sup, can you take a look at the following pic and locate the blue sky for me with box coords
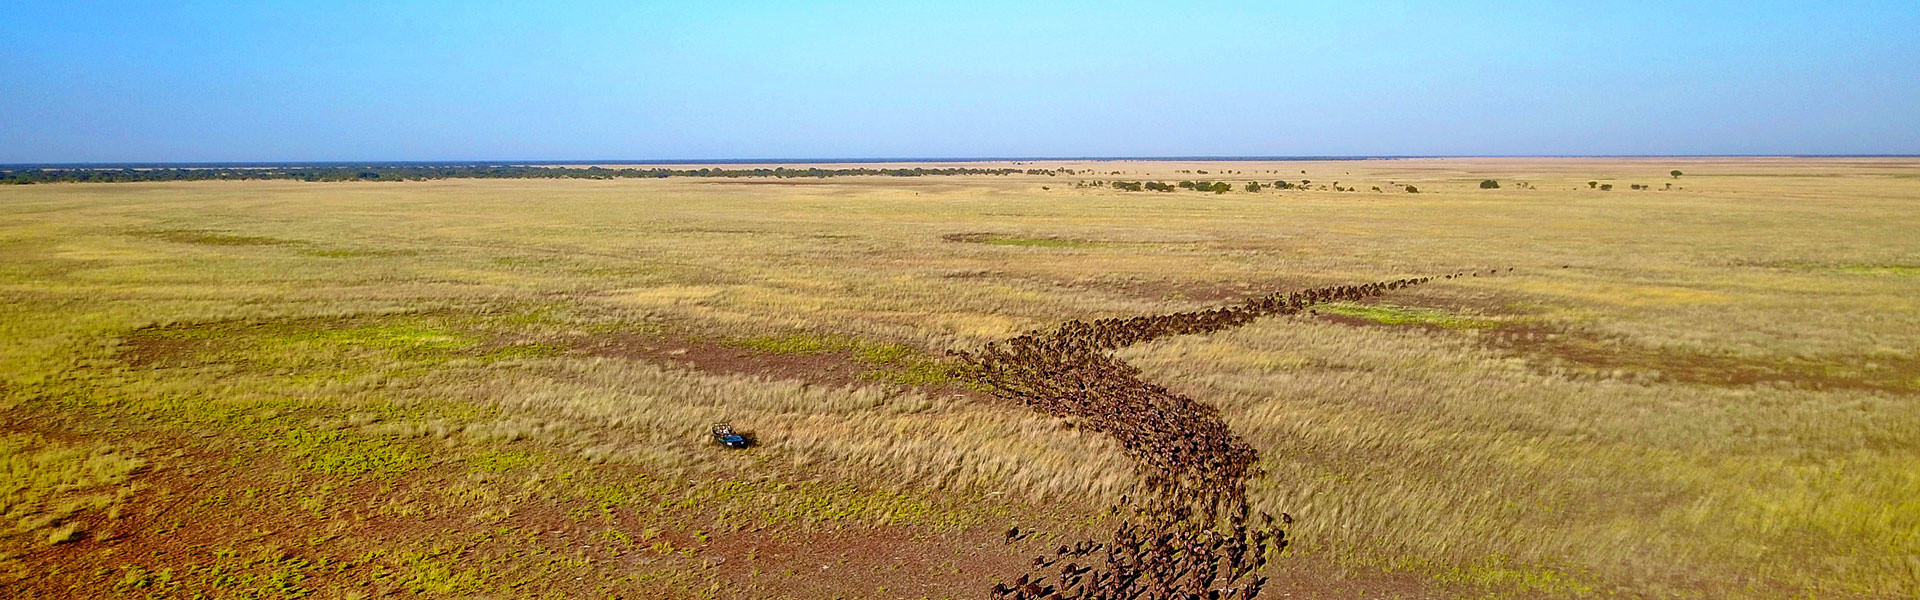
[4,1,1917,162]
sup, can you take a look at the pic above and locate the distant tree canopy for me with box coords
[1173,181,1234,193]
[1107,181,1179,192]
[1670,170,1684,178]
[1404,185,1419,193]
[1588,181,1599,189]
[1243,182,1263,192]
[1479,179,1500,189]
[0,164,1074,185]
[1599,183,1614,191]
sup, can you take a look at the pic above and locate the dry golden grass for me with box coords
[2,157,1917,598]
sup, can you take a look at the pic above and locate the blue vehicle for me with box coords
[711,422,751,449]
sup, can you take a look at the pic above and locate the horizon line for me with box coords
[5,154,1919,169]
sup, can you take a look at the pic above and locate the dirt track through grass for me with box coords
[964,271,1494,599]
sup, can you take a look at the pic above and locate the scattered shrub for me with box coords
[1479,179,1500,189]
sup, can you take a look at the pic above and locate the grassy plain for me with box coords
[2,157,1917,598]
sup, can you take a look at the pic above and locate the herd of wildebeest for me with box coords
[958,270,1501,599]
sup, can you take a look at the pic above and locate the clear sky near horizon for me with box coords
[4,1,1917,163]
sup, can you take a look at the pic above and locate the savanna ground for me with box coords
[2,157,1916,599]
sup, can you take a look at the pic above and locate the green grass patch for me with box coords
[864,357,963,387]
[1841,264,1920,276]
[278,429,426,478]
[1432,554,1599,597]
[476,342,566,362]
[1318,302,1499,329]
[943,232,1104,248]
[278,322,474,356]
[975,236,1099,248]
[725,332,913,361]
[465,450,538,474]
[725,332,847,355]
[128,317,482,376]
[297,247,415,258]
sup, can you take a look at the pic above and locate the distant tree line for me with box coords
[0,165,1078,185]
[1178,181,1235,193]
[1083,178,1427,194]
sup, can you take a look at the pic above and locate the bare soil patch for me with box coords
[573,331,989,403]
[1484,325,1920,393]
[1315,313,1920,394]
[578,333,875,389]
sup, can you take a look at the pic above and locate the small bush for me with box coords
[1405,185,1419,193]
[1479,180,1500,189]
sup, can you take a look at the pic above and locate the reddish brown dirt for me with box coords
[704,526,1038,599]
[577,333,875,389]
[1488,324,1920,393]
[574,332,990,401]
[114,333,202,368]
[113,314,402,369]
[1316,312,1919,394]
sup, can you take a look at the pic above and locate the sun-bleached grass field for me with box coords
[2,158,1916,598]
